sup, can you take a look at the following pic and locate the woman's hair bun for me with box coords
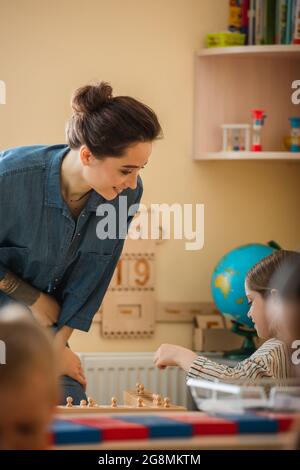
[71,81,113,115]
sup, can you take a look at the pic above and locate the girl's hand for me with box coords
[154,344,197,372]
[59,347,87,388]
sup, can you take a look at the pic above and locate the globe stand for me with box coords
[224,321,257,360]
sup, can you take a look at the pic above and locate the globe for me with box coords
[211,243,278,329]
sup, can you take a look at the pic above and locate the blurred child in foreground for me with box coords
[0,304,58,449]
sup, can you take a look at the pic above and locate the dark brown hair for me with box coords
[247,250,300,299]
[66,82,162,158]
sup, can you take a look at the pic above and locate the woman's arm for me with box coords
[53,325,73,349]
[53,325,86,388]
[0,272,87,385]
[0,271,60,326]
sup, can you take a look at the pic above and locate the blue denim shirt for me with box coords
[0,144,143,331]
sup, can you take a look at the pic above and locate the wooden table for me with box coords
[56,433,293,450]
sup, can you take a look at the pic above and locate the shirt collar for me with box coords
[45,145,70,209]
[45,144,108,212]
[85,190,106,212]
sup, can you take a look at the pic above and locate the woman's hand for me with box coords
[154,344,197,372]
[30,292,61,327]
[53,327,86,387]
[59,346,87,388]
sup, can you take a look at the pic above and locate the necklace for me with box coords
[69,189,92,203]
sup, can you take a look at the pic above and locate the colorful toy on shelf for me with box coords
[251,109,267,152]
[288,117,300,152]
[228,0,243,32]
[293,0,300,44]
[221,124,250,152]
[205,31,245,48]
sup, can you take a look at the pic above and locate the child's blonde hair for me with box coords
[0,304,57,398]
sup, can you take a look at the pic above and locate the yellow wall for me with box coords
[1,0,299,353]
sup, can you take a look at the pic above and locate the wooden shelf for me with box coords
[194,152,300,161]
[193,44,300,158]
[198,44,300,58]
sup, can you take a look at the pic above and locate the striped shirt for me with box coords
[187,338,291,383]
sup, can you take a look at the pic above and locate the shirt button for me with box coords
[77,233,81,236]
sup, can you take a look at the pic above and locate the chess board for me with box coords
[56,405,186,414]
[57,384,186,414]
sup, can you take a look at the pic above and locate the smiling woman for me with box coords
[61,140,152,213]
[0,81,162,405]
[64,83,160,205]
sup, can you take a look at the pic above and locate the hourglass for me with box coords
[251,109,267,152]
[221,124,250,152]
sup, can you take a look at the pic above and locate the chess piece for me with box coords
[163,397,170,408]
[156,394,162,406]
[66,396,73,407]
[137,397,144,407]
[135,382,145,395]
[80,399,87,407]
[87,397,95,408]
[111,397,118,408]
[152,394,158,406]
[153,394,162,407]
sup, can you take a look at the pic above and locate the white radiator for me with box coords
[78,352,188,407]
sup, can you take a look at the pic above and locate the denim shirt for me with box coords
[0,144,143,331]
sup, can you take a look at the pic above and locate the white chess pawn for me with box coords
[163,397,170,408]
[152,393,161,406]
[80,399,87,407]
[87,397,95,408]
[111,397,118,408]
[66,396,73,408]
[138,383,145,395]
[156,394,162,406]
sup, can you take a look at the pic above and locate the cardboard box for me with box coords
[194,313,225,330]
[193,327,243,352]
